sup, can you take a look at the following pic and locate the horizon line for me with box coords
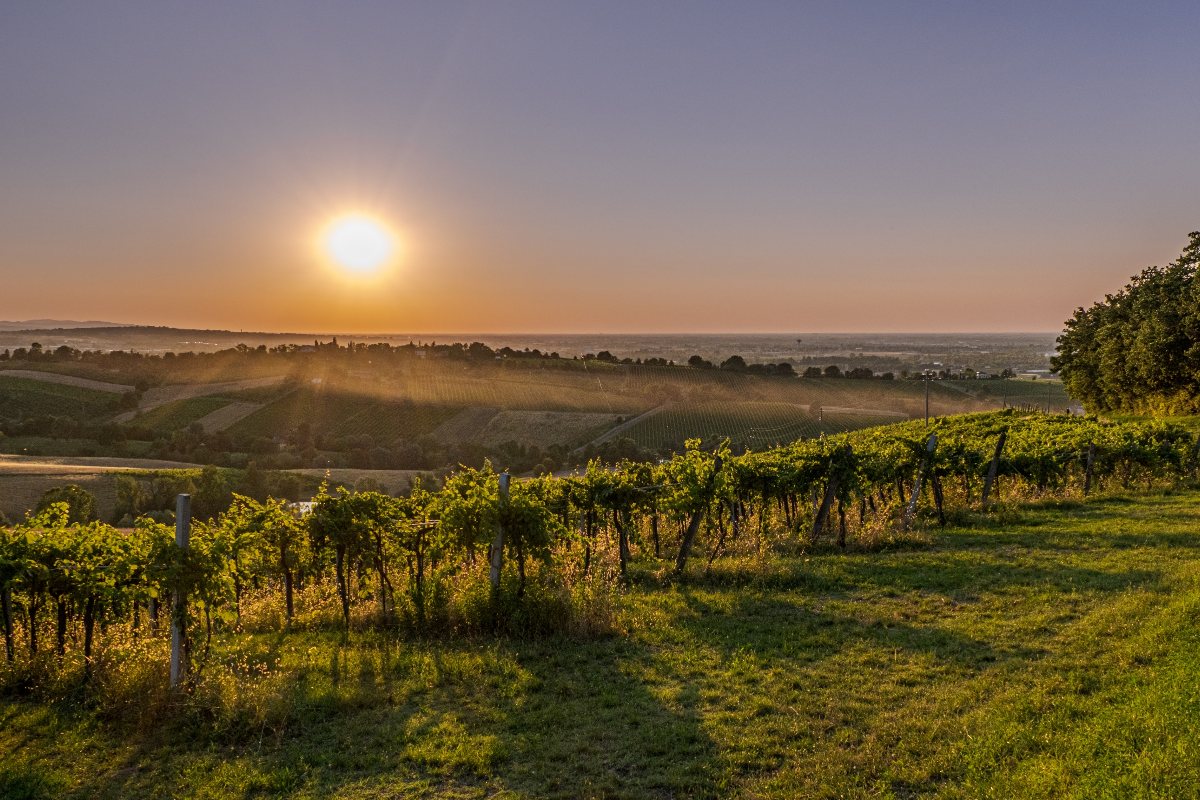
[0,321,1062,337]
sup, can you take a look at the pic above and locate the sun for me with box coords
[321,213,395,273]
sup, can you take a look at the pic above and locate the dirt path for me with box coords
[0,454,199,473]
[0,369,132,393]
[572,404,668,455]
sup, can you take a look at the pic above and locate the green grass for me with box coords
[0,376,120,421]
[5,490,1200,797]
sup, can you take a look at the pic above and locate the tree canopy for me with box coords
[1053,231,1200,414]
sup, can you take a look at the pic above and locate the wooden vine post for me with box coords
[980,429,1008,510]
[489,473,510,593]
[1187,434,1200,480]
[1,578,13,663]
[903,435,938,529]
[170,493,191,689]
[1083,443,1096,495]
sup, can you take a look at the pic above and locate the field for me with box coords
[0,350,1075,478]
[0,375,121,420]
[131,397,233,433]
[619,402,903,450]
[0,454,199,521]
[227,390,463,442]
[3,489,1199,798]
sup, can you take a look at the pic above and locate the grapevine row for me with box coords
[0,410,1194,679]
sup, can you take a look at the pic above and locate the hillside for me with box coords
[0,345,1072,481]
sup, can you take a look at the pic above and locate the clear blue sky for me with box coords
[2,1,1198,332]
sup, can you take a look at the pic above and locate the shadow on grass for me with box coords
[673,589,1038,671]
[840,556,1163,601]
[35,633,720,800]
[0,763,62,800]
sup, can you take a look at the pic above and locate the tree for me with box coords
[35,485,97,525]
[1053,231,1200,414]
[113,475,148,523]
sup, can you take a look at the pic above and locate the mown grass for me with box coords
[4,492,1200,798]
[132,397,232,432]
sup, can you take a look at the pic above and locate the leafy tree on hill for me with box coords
[719,355,747,372]
[1053,231,1200,413]
[35,484,97,525]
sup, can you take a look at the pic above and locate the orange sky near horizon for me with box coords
[2,3,1198,335]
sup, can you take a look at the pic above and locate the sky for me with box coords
[2,1,1199,334]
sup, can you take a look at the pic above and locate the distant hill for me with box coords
[0,325,317,354]
[0,319,126,331]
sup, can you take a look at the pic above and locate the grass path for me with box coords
[4,491,1200,798]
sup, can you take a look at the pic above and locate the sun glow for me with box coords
[321,213,396,274]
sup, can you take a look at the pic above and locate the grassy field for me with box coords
[131,396,233,432]
[3,489,1200,798]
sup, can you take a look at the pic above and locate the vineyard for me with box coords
[2,409,1193,674]
[2,408,1199,797]
[0,351,1078,488]
[226,390,461,442]
[132,397,232,433]
[619,402,902,451]
[0,375,122,421]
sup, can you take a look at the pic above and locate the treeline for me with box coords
[2,336,831,383]
[1,410,1195,690]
